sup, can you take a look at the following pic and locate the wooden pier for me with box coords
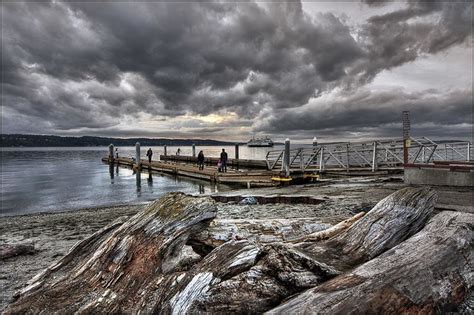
[159,154,268,169]
[102,157,280,187]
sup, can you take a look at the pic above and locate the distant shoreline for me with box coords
[1,134,244,147]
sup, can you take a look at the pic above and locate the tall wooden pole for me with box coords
[109,144,114,161]
[402,111,410,166]
[135,142,141,170]
[283,138,290,177]
[235,143,240,170]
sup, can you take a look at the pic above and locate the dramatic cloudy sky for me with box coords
[1,0,472,142]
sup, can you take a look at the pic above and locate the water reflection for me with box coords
[134,169,141,194]
[210,182,217,193]
[1,147,237,216]
[147,171,153,187]
[109,164,115,181]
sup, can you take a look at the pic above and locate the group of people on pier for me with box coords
[198,148,228,172]
[116,146,229,172]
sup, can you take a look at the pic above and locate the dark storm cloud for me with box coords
[2,0,363,132]
[255,88,472,140]
[1,0,472,138]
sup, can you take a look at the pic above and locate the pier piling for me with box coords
[192,143,196,157]
[283,138,290,177]
[109,144,114,161]
[135,142,141,170]
[235,143,240,170]
[164,145,167,156]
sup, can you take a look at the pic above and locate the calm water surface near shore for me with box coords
[1,145,282,216]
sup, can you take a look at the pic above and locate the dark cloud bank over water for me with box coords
[1,0,472,141]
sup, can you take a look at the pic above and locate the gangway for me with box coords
[265,137,472,173]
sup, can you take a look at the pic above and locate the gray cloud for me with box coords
[351,0,472,86]
[1,0,472,140]
[255,88,472,140]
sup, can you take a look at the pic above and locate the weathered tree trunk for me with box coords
[6,187,463,315]
[190,218,333,248]
[267,211,474,314]
[176,187,439,313]
[288,212,365,244]
[4,193,217,314]
[0,243,37,260]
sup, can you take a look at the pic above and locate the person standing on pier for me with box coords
[197,150,205,170]
[115,148,119,159]
[146,148,153,163]
[220,148,228,172]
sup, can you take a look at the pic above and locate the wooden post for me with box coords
[402,111,410,166]
[164,145,167,156]
[109,144,114,161]
[135,142,141,170]
[319,146,325,171]
[192,144,196,157]
[283,138,290,177]
[136,171,141,190]
[235,143,240,170]
[468,142,471,161]
[346,143,350,172]
[372,141,377,172]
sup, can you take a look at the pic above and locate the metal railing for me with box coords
[266,137,472,173]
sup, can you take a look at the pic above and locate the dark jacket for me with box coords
[220,151,228,162]
[197,152,205,163]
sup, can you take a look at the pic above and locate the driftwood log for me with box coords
[5,187,472,314]
[191,218,333,248]
[268,211,474,314]
[0,243,37,260]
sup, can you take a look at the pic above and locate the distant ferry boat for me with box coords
[247,136,274,147]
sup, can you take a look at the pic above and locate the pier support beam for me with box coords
[467,142,470,161]
[346,143,350,172]
[319,146,325,172]
[235,143,240,170]
[372,141,378,172]
[283,138,290,177]
[135,142,141,170]
[192,144,196,157]
[109,144,114,161]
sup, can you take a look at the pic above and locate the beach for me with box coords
[1,176,473,311]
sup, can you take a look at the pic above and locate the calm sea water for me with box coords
[0,145,282,216]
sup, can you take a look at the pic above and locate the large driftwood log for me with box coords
[288,212,365,244]
[267,211,474,314]
[5,193,217,314]
[6,187,452,314]
[174,187,438,313]
[0,243,37,260]
[191,218,332,248]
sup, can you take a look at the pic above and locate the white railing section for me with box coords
[265,137,472,172]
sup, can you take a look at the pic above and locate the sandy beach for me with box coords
[1,176,472,311]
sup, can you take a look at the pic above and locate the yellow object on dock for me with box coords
[271,176,293,182]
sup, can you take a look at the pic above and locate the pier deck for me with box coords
[102,157,280,187]
[159,154,268,169]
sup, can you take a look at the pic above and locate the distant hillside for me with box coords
[0,134,239,147]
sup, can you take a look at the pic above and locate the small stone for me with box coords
[239,197,258,205]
